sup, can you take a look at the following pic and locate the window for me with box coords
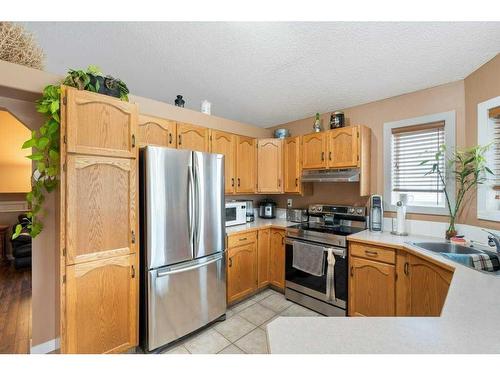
[477,96,500,221]
[383,111,455,215]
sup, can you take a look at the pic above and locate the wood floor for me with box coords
[0,260,31,354]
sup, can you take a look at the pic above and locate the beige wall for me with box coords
[271,80,466,224]
[0,110,31,192]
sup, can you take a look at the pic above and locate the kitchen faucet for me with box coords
[483,229,500,253]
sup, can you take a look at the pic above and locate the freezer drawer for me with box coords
[146,252,226,351]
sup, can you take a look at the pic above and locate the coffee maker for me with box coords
[369,195,383,232]
[245,200,255,222]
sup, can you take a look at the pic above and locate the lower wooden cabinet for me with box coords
[398,253,454,316]
[348,256,395,317]
[269,229,285,289]
[348,241,454,317]
[64,254,138,354]
[227,235,258,304]
[257,228,271,288]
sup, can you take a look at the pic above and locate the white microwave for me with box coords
[225,201,247,227]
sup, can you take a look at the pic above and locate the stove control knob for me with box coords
[348,207,355,214]
[316,206,322,212]
[310,207,316,213]
[356,208,364,215]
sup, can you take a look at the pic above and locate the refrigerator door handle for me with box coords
[193,153,200,252]
[156,253,224,277]
[187,162,195,253]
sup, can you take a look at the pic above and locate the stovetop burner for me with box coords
[289,223,365,236]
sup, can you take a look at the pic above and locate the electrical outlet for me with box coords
[287,199,293,208]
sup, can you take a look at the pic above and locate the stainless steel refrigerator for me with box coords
[140,146,226,352]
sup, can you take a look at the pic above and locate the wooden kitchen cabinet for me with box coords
[65,254,138,354]
[302,132,327,169]
[235,135,257,193]
[65,155,137,265]
[210,130,236,194]
[328,126,358,168]
[257,138,283,193]
[397,253,454,317]
[60,86,139,354]
[257,228,271,288]
[283,136,302,193]
[137,114,176,148]
[348,256,396,317]
[227,233,258,304]
[269,229,285,290]
[177,122,209,152]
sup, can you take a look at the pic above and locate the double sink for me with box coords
[410,242,500,275]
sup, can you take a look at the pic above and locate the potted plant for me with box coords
[421,144,493,239]
[13,66,129,239]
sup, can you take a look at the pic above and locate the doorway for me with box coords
[0,109,32,354]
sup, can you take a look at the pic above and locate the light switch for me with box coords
[287,199,293,208]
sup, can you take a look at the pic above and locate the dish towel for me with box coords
[326,249,336,301]
[441,252,500,272]
[292,241,325,277]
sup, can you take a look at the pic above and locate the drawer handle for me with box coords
[231,178,235,187]
[404,262,409,276]
[239,237,247,241]
[295,178,298,187]
[178,134,182,145]
[365,250,378,257]
[169,133,173,144]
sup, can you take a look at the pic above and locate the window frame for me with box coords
[477,96,500,222]
[383,111,456,215]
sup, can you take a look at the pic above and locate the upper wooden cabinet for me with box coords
[227,232,258,304]
[210,130,236,194]
[302,132,327,169]
[283,136,302,193]
[177,123,209,152]
[64,87,138,158]
[235,136,257,193]
[269,229,285,290]
[65,155,137,265]
[257,228,271,288]
[349,256,396,317]
[398,253,454,317]
[257,138,283,193]
[65,254,138,354]
[328,127,358,168]
[138,114,176,148]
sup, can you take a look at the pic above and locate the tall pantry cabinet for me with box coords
[59,86,139,354]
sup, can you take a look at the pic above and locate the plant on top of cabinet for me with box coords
[421,144,492,239]
[13,66,130,239]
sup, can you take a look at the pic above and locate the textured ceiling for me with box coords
[23,22,500,127]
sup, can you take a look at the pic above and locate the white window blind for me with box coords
[489,107,500,190]
[391,121,445,193]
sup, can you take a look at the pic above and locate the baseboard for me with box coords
[30,337,60,354]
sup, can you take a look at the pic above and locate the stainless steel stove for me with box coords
[285,204,367,316]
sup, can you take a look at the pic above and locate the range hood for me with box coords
[301,168,360,183]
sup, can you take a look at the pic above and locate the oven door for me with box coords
[285,238,347,309]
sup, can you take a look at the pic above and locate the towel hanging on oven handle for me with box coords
[326,249,336,301]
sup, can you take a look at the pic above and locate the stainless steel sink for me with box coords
[412,242,484,255]
[410,242,500,274]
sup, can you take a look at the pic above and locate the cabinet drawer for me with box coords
[228,231,257,248]
[350,242,395,264]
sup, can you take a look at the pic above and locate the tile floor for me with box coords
[161,288,321,354]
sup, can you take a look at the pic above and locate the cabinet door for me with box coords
[407,254,453,316]
[65,254,138,354]
[210,130,236,194]
[64,87,138,158]
[302,132,327,169]
[257,139,283,193]
[138,114,176,148]
[328,126,359,168]
[66,155,137,265]
[257,229,270,288]
[227,242,257,304]
[284,136,302,193]
[235,136,256,193]
[177,123,209,152]
[349,257,395,317]
[269,229,285,289]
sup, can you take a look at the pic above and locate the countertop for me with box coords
[267,230,500,353]
[225,218,297,235]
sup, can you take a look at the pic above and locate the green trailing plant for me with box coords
[13,66,129,239]
[421,144,493,239]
